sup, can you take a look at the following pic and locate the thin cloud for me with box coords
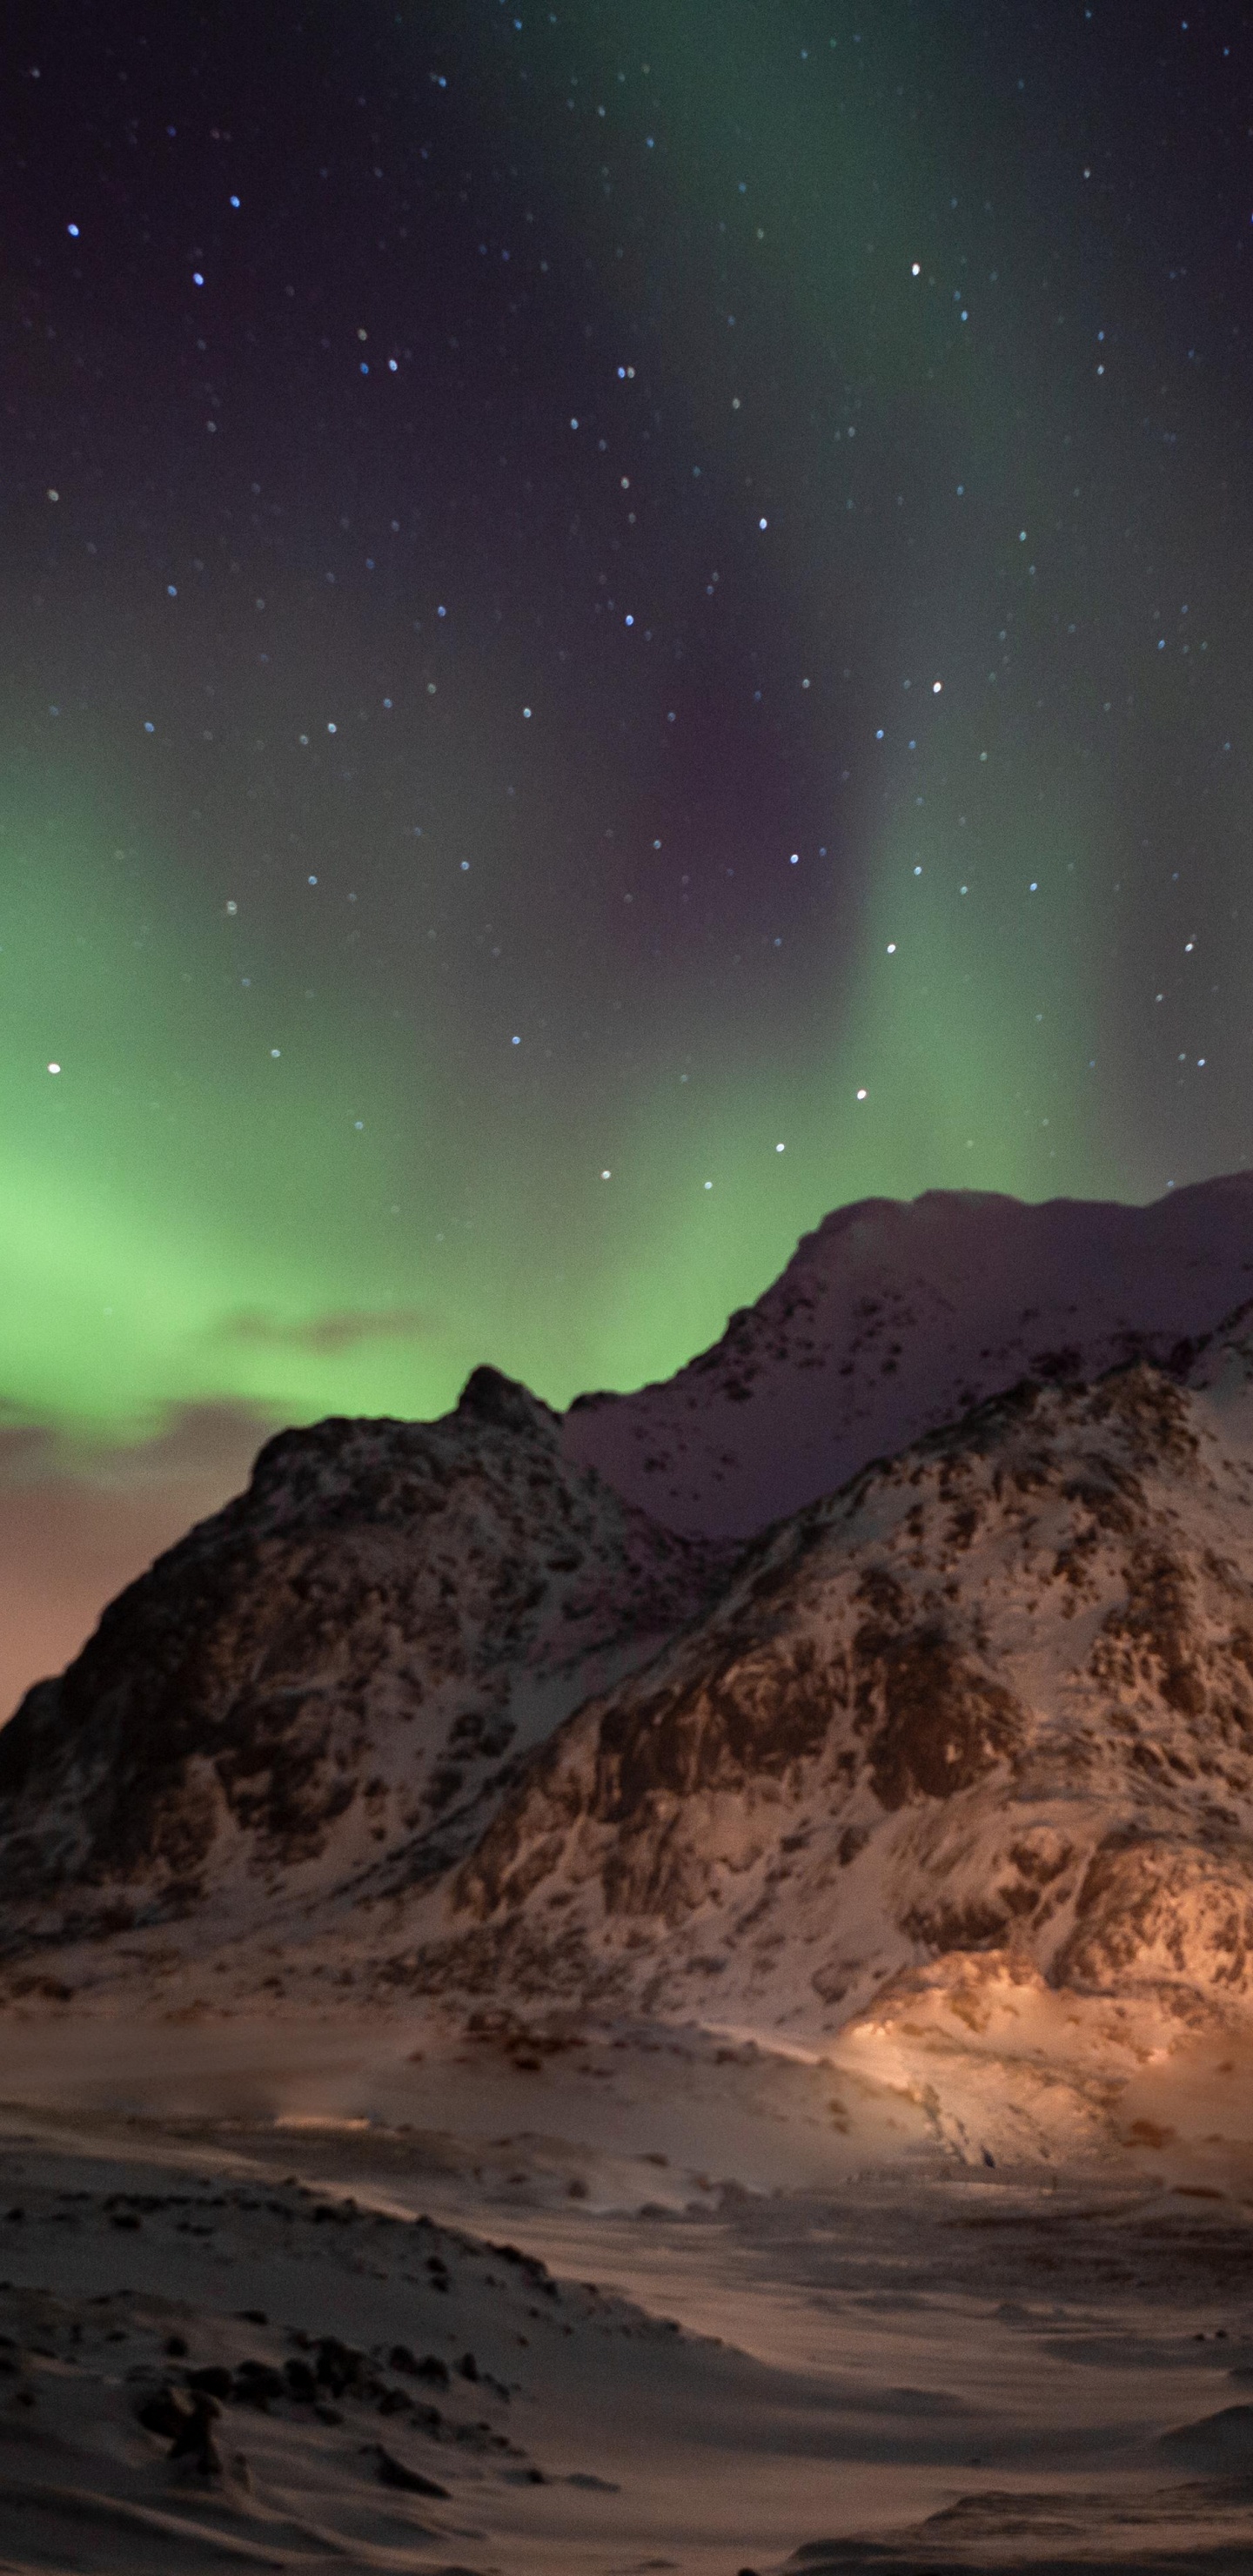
[0,1402,279,1495]
[221,1306,434,1356]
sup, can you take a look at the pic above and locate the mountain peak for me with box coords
[456,1364,559,1435]
[561,1174,1253,1537]
[0,1375,727,1942]
[9,1177,1253,2154]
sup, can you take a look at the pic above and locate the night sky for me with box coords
[2,0,1252,1540]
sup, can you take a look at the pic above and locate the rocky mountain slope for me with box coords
[403,1318,1253,2070]
[9,1183,1253,2169]
[0,1367,730,1943]
[562,1171,1253,1535]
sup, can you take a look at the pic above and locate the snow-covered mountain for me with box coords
[9,1179,1253,2170]
[562,1171,1253,1535]
[0,1366,730,1942]
[415,1320,1253,2066]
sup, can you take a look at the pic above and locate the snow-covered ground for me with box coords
[2,2028,1253,2573]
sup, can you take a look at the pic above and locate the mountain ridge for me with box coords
[0,1365,731,1944]
[7,1175,1253,2171]
[562,1171,1253,1535]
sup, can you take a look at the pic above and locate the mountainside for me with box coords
[409,1321,1253,2068]
[0,1366,730,1942]
[9,1185,1253,2170]
[562,1171,1253,1536]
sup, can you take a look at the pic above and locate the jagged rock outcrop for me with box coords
[562,1171,1253,1536]
[412,1330,1253,2031]
[0,1368,731,1942]
[9,1191,1253,2091]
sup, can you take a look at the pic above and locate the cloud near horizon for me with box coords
[218,1306,436,1357]
[0,1400,281,1727]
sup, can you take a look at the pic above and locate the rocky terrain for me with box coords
[0,1365,730,1947]
[563,1170,1253,1535]
[6,1182,1253,2157]
[396,1323,1253,2077]
[8,1175,1253,1744]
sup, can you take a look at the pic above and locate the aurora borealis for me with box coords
[2,0,1252,1701]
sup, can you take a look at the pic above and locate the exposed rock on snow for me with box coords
[426,1339,1253,2040]
[563,1171,1253,1536]
[0,1366,730,1941]
[8,1188,1253,2167]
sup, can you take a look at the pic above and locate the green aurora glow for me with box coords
[3,0,1251,1449]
